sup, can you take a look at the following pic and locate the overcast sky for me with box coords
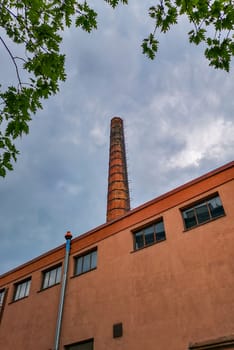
[0,2,233,275]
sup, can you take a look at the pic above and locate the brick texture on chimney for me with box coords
[106,117,130,222]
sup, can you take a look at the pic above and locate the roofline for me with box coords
[123,160,234,219]
[1,160,233,280]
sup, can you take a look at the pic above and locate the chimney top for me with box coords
[111,116,123,122]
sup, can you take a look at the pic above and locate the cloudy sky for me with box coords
[0,2,233,274]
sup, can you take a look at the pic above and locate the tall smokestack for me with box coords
[106,117,130,222]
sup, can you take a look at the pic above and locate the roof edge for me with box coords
[123,160,234,220]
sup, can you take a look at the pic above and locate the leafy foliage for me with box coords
[0,0,233,176]
[0,0,127,176]
[142,0,234,72]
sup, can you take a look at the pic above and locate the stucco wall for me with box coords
[0,177,233,350]
[60,182,234,350]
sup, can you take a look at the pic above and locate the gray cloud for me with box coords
[0,2,233,274]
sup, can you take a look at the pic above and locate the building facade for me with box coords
[0,119,234,350]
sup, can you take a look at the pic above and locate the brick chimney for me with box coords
[106,117,130,222]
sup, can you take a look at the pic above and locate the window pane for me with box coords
[48,269,56,287]
[55,266,62,284]
[76,257,83,275]
[43,271,50,289]
[183,209,197,228]
[90,251,97,270]
[19,282,27,298]
[195,203,210,224]
[83,254,90,273]
[155,221,166,241]
[135,232,144,249]
[14,285,21,300]
[144,226,155,245]
[208,196,225,218]
[25,280,31,297]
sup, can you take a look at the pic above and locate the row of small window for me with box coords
[12,264,64,302]
[133,193,225,250]
[0,250,98,304]
[0,194,225,304]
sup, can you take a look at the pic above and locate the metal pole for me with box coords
[54,231,72,350]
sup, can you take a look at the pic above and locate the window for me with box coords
[42,265,62,289]
[0,289,7,322]
[182,194,225,230]
[134,219,166,250]
[65,339,94,350]
[113,323,123,338]
[74,249,97,276]
[14,278,31,301]
[0,289,5,309]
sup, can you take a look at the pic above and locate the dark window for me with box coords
[42,265,62,289]
[65,339,94,350]
[113,323,123,338]
[182,194,225,230]
[74,250,97,276]
[134,219,166,250]
[14,278,31,301]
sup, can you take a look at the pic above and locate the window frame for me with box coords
[74,248,97,277]
[0,288,8,323]
[181,193,225,231]
[0,289,6,308]
[41,264,62,290]
[132,218,166,251]
[13,278,31,302]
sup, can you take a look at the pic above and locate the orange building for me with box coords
[0,118,234,350]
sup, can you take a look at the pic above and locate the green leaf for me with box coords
[142,0,233,71]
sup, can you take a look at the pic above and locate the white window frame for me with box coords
[42,264,62,290]
[74,249,97,276]
[14,278,31,301]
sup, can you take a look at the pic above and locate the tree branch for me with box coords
[0,36,23,90]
